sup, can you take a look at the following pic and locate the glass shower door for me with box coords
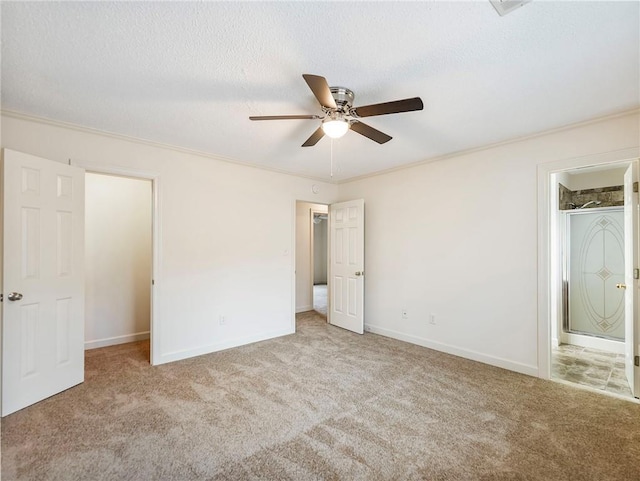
[567,209,625,340]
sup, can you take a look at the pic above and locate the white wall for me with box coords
[1,113,339,364]
[3,109,638,377]
[85,173,152,349]
[295,202,327,312]
[313,218,328,284]
[339,111,640,376]
[0,152,4,405]
[565,166,626,190]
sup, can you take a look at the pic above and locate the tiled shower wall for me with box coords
[559,183,573,210]
[559,183,623,210]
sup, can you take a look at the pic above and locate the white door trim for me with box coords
[291,200,297,331]
[623,162,639,396]
[537,147,639,381]
[73,162,162,366]
[292,200,333,331]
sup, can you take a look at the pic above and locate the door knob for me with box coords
[7,292,23,301]
[616,283,627,289]
[355,271,363,277]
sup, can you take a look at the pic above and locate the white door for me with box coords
[329,199,364,334]
[2,149,85,416]
[623,161,639,398]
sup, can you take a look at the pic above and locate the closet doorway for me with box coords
[85,172,153,360]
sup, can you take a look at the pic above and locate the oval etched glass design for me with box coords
[569,211,625,339]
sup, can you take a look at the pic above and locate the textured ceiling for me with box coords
[1,1,639,182]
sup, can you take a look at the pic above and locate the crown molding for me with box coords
[0,109,331,184]
[3,107,638,185]
[336,107,640,184]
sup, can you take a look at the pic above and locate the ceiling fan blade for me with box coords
[250,115,321,121]
[350,121,392,144]
[302,74,337,110]
[302,126,325,147]
[353,97,424,118]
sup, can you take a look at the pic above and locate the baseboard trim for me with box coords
[296,305,313,313]
[157,327,294,365]
[365,324,538,377]
[85,331,150,350]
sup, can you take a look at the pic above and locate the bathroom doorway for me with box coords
[550,164,634,398]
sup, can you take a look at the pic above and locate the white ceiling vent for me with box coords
[490,0,532,16]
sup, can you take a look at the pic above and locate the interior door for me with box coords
[329,199,364,334]
[2,149,85,416]
[623,161,639,398]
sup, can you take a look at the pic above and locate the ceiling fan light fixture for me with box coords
[322,119,349,139]
[250,74,424,146]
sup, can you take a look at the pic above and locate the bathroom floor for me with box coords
[552,344,632,397]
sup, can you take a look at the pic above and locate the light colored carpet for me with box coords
[313,283,327,316]
[2,311,640,480]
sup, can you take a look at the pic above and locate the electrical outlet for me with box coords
[219,315,226,325]
[401,309,408,319]
[429,314,436,325]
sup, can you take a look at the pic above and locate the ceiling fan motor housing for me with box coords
[329,87,355,111]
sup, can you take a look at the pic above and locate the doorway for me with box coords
[84,173,153,361]
[1,150,160,416]
[545,160,638,399]
[294,199,366,335]
[312,210,328,316]
[295,202,329,318]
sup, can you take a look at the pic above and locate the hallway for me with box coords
[313,284,327,316]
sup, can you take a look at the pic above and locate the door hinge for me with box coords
[0,294,2,302]
[635,356,639,367]
[635,269,640,280]
[634,181,638,193]
[152,279,155,286]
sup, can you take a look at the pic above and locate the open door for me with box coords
[329,199,364,334]
[2,149,85,416]
[624,161,639,398]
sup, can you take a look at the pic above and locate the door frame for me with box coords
[292,200,331,331]
[75,162,161,366]
[537,147,639,383]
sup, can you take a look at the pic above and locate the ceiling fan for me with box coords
[250,74,424,147]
